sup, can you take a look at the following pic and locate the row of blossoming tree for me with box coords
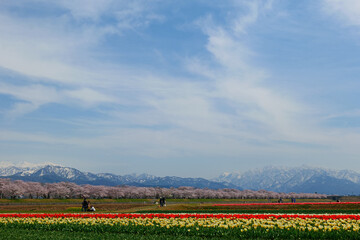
[0,178,327,199]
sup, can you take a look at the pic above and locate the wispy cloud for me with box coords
[1,1,360,176]
[322,0,360,26]
[189,1,315,145]
[0,0,164,116]
[0,0,329,151]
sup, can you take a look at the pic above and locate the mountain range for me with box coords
[1,163,360,195]
[215,166,360,195]
[0,163,238,190]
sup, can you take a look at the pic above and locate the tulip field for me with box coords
[1,211,360,239]
[0,200,360,239]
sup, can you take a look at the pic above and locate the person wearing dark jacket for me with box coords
[82,198,88,212]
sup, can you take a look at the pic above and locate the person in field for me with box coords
[89,205,96,212]
[87,201,95,211]
[82,198,88,212]
[159,197,166,207]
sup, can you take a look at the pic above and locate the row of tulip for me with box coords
[1,213,360,220]
[213,201,360,206]
[1,213,359,239]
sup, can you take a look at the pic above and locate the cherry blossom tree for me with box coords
[0,178,328,199]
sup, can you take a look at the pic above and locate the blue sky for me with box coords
[1,0,360,178]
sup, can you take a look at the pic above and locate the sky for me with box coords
[1,0,360,178]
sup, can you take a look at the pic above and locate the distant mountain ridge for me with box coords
[0,163,239,190]
[1,163,360,195]
[215,166,360,195]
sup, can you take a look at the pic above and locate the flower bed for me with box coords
[1,213,359,239]
[213,202,360,206]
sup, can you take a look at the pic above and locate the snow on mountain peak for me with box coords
[221,172,231,177]
[0,161,61,169]
[216,165,360,194]
[0,162,63,176]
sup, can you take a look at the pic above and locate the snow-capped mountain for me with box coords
[215,166,360,195]
[2,162,360,194]
[0,163,238,190]
[0,162,59,176]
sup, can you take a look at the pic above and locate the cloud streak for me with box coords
[1,1,360,176]
[322,0,360,26]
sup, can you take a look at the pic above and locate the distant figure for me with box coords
[89,205,96,212]
[159,197,166,207]
[82,198,88,212]
[278,197,283,203]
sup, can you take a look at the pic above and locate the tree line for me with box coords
[0,178,327,199]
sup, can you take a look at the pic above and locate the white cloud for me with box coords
[57,0,114,20]
[232,0,269,35]
[0,0,164,88]
[64,88,116,106]
[0,83,60,117]
[0,13,100,87]
[0,83,60,105]
[0,1,164,116]
[0,82,118,117]
[0,0,335,147]
[190,1,317,144]
[2,0,360,175]
[323,0,360,26]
